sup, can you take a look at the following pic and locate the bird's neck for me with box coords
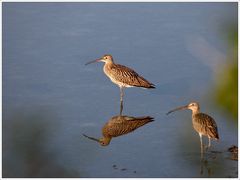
[104,61,115,70]
[192,109,200,116]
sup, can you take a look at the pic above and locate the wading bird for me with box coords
[166,102,219,156]
[83,115,154,146]
[85,54,155,114]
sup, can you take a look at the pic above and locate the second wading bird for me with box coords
[166,102,219,156]
[85,54,155,114]
[83,115,154,146]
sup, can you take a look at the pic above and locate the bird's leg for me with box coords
[120,87,124,115]
[203,137,211,151]
[207,137,211,150]
[120,87,124,102]
[199,133,204,159]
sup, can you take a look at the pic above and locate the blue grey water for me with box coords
[3,2,238,178]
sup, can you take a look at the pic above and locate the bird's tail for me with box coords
[138,84,155,89]
[148,84,155,89]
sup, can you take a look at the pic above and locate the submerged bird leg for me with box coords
[120,101,123,116]
[120,87,124,115]
[199,133,204,159]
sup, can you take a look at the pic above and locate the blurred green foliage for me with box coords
[214,25,238,120]
[3,110,81,177]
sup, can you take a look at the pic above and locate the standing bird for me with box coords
[166,102,219,156]
[85,54,155,114]
[83,115,154,146]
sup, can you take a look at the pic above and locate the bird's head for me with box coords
[100,54,113,63]
[166,101,200,115]
[85,54,114,65]
[186,102,200,112]
[99,137,111,146]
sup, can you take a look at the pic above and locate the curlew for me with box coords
[83,115,154,146]
[166,102,219,156]
[85,54,155,114]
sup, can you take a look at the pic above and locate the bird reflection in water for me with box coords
[120,101,123,115]
[83,115,154,146]
[200,150,223,177]
[200,159,212,177]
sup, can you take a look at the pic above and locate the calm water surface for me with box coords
[3,3,238,177]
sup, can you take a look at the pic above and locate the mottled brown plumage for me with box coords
[83,115,154,146]
[104,63,155,88]
[192,113,219,140]
[167,102,219,156]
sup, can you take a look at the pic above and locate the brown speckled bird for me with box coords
[83,115,154,146]
[167,102,219,154]
[85,54,155,114]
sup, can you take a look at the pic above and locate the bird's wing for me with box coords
[195,113,219,139]
[110,64,155,88]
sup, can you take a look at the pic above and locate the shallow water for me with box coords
[3,2,238,178]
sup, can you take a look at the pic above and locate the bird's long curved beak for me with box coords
[82,134,100,143]
[85,58,101,65]
[166,105,188,115]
